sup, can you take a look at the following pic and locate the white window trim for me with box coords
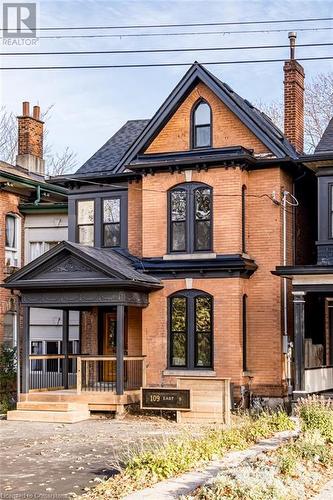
[5,213,21,268]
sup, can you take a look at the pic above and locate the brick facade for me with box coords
[284,60,305,153]
[126,83,297,398]
[0,190,22,345]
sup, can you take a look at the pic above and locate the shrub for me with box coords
[296,395,333,443]
[0,344,17,413]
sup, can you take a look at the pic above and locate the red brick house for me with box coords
[6,36,323,421]
[0,104,67,348]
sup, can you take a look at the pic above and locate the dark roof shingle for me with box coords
[315,118,333,153]
[75,119,149,176]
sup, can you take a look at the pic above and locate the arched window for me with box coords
[169,290,213,369]
[169,183,212,253]
[192,101,212,148]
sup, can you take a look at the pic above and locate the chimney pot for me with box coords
[33,105,40,120]
[288,31,297,59]
[22,101,30,116]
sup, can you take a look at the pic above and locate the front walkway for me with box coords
[0,416,182,498]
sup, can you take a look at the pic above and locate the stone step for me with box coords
[7,409,90,423]
[17,401,88,412]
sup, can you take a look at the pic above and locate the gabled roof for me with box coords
[115,62,298,172]
[315,118,333,153]
[75,120,150,177]
[72,62,298,179]
[4,241,161,290]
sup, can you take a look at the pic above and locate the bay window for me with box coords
[169,290,213,369]
[169,183,212,253]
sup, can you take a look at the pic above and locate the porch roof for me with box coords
[4,241,162,307]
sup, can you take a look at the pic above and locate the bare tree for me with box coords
[0,105,77,175]
[256,72,333,153]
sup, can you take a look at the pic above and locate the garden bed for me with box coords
[184,396,333,500]
[82,411,295,499]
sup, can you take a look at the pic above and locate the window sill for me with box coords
[163,252,216,261]
[163,369,216,377]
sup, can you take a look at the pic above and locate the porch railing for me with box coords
[29,354,77,390]
[28,355,146,393]
[77,356,146,393]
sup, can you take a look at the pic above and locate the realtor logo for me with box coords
[3,2,37,38]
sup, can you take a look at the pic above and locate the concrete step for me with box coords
[7,408,90,423]
[17,401,88,412]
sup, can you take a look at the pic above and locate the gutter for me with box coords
[0,169,68,196]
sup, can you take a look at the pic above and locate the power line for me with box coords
[37,26,333,40]
[1,55,333,71]
[3,42,333,57]
[2,16,332,31]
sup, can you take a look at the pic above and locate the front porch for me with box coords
[4,242,162,420]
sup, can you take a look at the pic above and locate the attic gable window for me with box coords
[192,101,212,148]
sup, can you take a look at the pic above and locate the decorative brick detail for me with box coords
[284,60,305,153]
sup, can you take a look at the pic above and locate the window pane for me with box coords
[196,332,212,367]
[171,332,186,366]
[194,103,211,125]
[195,188,211,220]
[171,191,186,221]
[77,200,94,224]
[195,126,211,147]
[79,225,94,246]
[31,341,42,371]
[195,220,211,251]
[46,341,58,372]
[5,215,16,248]
[172,222,186,251]
[104,223,120,247]
[171,297,186,331]
[104,198,120,223]
[196,296,212,331]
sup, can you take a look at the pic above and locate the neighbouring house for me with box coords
[5,34,328,422]
[0,103,79,378]
[274,117,333,397]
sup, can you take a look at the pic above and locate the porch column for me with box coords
[116,305,125,395]
[21,305,30,393]
[62,310,69,390]
[293,291,306,396]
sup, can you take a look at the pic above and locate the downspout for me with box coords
[282,190,299,394]
[34,185,41,206]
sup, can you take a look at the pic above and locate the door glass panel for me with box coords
[46,341,59,372]
[31,341,42,371]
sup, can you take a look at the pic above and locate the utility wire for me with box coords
[3,42,333,57]
[3,16,332,31]
[2,55,333,71]
[37,26,333,40]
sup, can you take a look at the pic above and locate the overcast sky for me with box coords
[1,0,333,169]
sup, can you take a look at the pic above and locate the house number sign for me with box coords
[140,387,191,411]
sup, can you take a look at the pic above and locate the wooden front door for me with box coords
[102,310,128,382]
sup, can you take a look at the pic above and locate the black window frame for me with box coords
[72,191,128,249]
[102,196,122,248]
[168,183,213,254]
[242,185,247,253]
[191,99,212,149]
[168,290,213,370]
[329,183,333,240]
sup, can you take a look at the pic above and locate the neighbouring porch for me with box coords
[293,291,333,396]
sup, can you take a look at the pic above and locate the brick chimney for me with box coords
[16,101,45,176]
[283,32,305,153]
